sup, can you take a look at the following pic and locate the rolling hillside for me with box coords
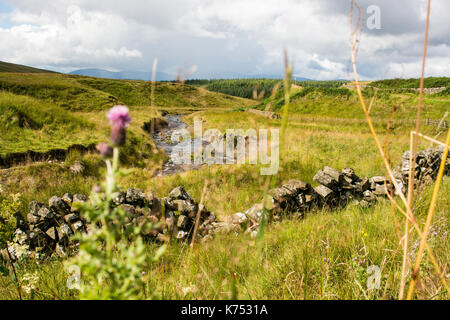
[0,71,253,159]
[0,61,56,73]
[0,73,253,112]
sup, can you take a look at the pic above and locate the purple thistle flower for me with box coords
[107,105,131,128]
[93,184,103,193]
[107,106,131,146]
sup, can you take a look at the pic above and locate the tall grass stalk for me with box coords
[349,0,448,299]
[191,181,209,247]
[407,128,450,299]
[150,58,158,134]
[401,0,432,299]
[256,50,292,244]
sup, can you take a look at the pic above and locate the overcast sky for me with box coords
[0,0,449,80]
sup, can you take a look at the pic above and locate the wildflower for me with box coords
[107,105,131,128]
[96,143,113,158]
[107,106,131,146]
[22,272,39,294]
[93,184,103,193]
[142,271,146,275]
[182,285,198,295]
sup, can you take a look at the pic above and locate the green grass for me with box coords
[0,73,253,160]
[0,72,449,300]
[0,73,119,111]
[0,92,100,156]
[80,77,256,108]
[186,78,283,99]
[1,178,448,300]
[255,86,449,120]
[186,79,351,99]
[368,77,450,89]
[0,73,253,112]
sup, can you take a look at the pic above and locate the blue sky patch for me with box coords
[0,1,12,13]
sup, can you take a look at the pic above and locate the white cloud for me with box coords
[0,0,448,79]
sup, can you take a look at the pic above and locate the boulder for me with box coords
[71,194,87,212]
[112,192,126,206]
[45,227,58,241]
[314,185,335,202]
[49,196,67,213]
[142,117,169,133]
[62,193,73,206]
[229,212,248,226]
[64,213,80,223]
[342,167,359,182]
[313,166,343,190]
[29,201,43,216]
[57,223,74,240]
[177,215,189,229]
[27,212,41,224]
[168,186,194,203]
[125,188,147,206]
[37,206,55,220]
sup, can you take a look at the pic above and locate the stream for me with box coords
[152,115,234,176]
[152,115,204,176]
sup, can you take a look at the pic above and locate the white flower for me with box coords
[22,272,39,294]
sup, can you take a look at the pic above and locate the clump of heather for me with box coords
[66,106,165,299]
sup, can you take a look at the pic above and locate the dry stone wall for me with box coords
[1,147,448,262]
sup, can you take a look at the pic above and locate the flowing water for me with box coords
[152,115,204,176]
[152,115,234,176]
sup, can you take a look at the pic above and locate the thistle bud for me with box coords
[110,124,127,146]
[96,142,113,158]
[93,184,103,193]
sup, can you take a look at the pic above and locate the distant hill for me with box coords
[191,72,311,81]
[0,61,56,73]
[70,68,312,82]
[69,68,174,81]
[368,77,450,89]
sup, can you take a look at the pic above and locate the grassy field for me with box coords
[186,78,349,100]
[0,74,449,299]
[368,77,450,89]
[0,180,448,300]
[0,73,252,158]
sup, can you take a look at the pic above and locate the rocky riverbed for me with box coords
[152,115,233,176]
[152,115,205,176]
